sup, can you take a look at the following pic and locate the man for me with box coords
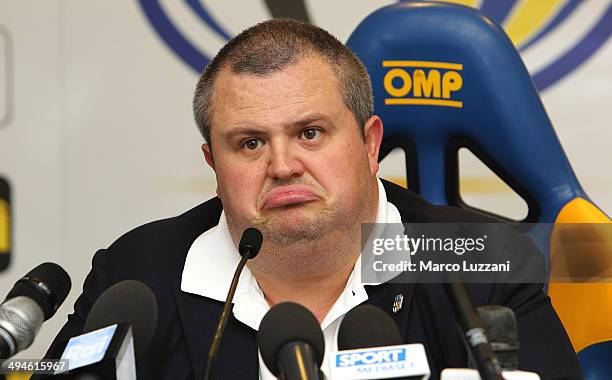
[42,19,582,379]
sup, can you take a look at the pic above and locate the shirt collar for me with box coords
[181,178,402,330]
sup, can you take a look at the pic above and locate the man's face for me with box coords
[203,55,382,246]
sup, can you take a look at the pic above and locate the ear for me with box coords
[363,115,384,175]
[201,143,215,170]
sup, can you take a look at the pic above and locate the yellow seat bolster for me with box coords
[549,283,612,352]
[554,197,611,224]
[549,198,612,352]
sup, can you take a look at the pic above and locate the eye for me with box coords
[300,128,322,140]
[241,138,264,150]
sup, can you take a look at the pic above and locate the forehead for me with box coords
[210,56,348,131]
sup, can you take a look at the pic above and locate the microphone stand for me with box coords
[444,282,504,380]
[203,255,249,380]
[203,227,261,380]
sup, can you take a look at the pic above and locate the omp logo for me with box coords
[336,348,406,367]
[383,61,463,108]
[138,1,611,92]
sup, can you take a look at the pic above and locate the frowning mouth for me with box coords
[263,185,320,210]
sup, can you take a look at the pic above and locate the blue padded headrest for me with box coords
[347,1,585,221]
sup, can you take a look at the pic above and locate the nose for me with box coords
[266,141,305,180]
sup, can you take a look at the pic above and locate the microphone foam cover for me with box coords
[239,228,263,259]
[258,302,324,376]
[84,280,158,359]
[476,305,519,370]
[338,304,402,350]
[6,262,72,320]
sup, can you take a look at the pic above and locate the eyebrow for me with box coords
[291,113,331,127]
[222,113,332,139]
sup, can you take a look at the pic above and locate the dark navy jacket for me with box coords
[40,180,582,379]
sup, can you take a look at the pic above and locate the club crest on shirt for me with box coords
[393,294,404,314]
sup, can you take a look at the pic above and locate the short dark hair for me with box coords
[192,18,373,145]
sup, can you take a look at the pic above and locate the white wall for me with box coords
[0,0,610,359]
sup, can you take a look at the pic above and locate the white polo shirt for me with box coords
[181,178,402,379]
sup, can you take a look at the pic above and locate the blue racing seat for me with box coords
[347,2,612,378]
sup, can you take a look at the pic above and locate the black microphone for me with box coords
[258,302,325,380]
[441,306,540,379]
[83,280,158,359]
[0,262,71,358]
[338,304,402,350]
[336,304,429,380]
[476,306,519,371]
[444,282,504,380]
[238,227,263,259]
[51,279,158,379]
[203,227,263,380]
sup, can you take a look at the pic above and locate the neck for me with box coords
[252,253,358,322]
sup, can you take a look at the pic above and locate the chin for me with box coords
[261,211,331,246]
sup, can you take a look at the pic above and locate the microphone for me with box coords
[334,304,430,380]
[476,306,518,371]
[441,306,540,380]
[0,262,71,358]
[258,302,325,380]
[203,227,263,380]
[444,283,503,380]
[238,227,263,259]
[338,304,402,350]
[53,279,158,379]
[83,280,158,359]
